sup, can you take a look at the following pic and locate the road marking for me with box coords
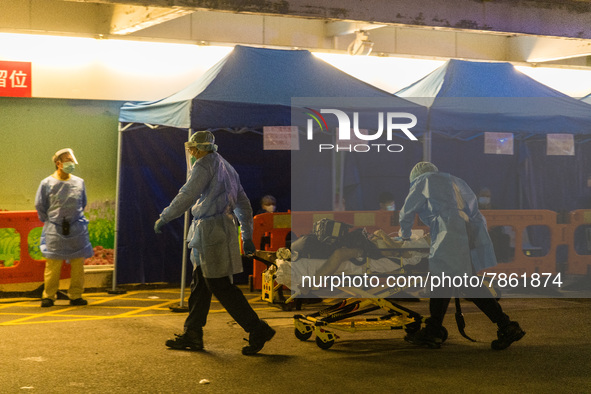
[0,290,272,326]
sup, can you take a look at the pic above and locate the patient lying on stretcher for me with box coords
[304,229,429,276]
[274,227,430,292]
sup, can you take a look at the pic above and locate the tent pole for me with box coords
[177,211,190,310]
[332,130,337,210]
[423,130,432,162]
[177,128,193,310]
[339,152,345,211]
[109,123,127,294]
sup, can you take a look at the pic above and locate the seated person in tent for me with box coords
[256,195,277,215]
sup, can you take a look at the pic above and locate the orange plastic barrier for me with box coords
[0,211,70,285]
[251,212,292,290]
[564,210,591,275]
[290,210,431,239]
[253,212,292,251]
[480,210,558,275]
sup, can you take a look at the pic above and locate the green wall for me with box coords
[0,97,123,211]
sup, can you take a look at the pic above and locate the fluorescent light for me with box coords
[516,65,591,98]
[314,52,444,93]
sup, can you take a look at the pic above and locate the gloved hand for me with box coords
[243,239,256,255]
[154,219,165,234]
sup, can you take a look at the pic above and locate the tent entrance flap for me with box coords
[117,125,190,284]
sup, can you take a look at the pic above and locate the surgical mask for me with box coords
[263,204,276,213]
[62,162,76,174]
[478,197,490,206]
[385,204,395,211]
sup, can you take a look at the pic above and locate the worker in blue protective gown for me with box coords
[35,148,93,308]
[154,131,275,355]
[398,162,525,350]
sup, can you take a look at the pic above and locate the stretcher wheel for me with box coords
[294,328,313,341]
[404,321,421,335]
[315,336,335,350]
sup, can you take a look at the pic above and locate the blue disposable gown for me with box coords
[35,174,94,261]
[159,152,253,278]
[399,172,497,276]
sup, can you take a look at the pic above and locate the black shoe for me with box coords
[491,321,525,350]
[165,330,204,351]
[242,320,276,355]
[41,298,54,308]
[404,324,445,349]
[69,298,88,306]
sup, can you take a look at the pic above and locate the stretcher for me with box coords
[256,232,438,349]
[293,285,442,350]
[291,260,507,349]
[255,234,428,307]
[290,251,440,350]
[281,232,430,302]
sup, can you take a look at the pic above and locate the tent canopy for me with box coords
[116,45,426,284]
[397,59,591,139]
[394,59,591,212]
[119,45,425,130]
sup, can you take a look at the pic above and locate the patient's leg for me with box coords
[316,247,362,277]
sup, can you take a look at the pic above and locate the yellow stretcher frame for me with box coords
[293,285,426,350]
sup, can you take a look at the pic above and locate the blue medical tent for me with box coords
[396,59,591,212]
[116,45,426,284]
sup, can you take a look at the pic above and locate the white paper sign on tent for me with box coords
[547,133,574,156]
[484,132,514,155]
[263,126,299,150]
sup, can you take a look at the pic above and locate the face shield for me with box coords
[184,140,198,168]
[52,148,78,165]
[184,131,218,167]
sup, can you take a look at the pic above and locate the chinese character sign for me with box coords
[0,61,32,97]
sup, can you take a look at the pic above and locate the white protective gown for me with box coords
[398,171,497,277]
[35,174,94,261]
[159,152,253,278]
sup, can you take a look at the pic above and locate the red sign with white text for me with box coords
[0,61,32,97]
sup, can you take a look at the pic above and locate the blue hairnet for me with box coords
[409,162,439,182]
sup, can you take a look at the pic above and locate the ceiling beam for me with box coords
[64,0,591,39]
[110,4,194,34]
[3,0,590,68]
[510,35,591,63]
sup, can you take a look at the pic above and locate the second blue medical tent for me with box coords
[397,59,591,212]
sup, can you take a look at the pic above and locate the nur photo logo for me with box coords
[304,107,419,153]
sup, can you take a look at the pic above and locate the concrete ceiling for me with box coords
[2,0,591,67]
